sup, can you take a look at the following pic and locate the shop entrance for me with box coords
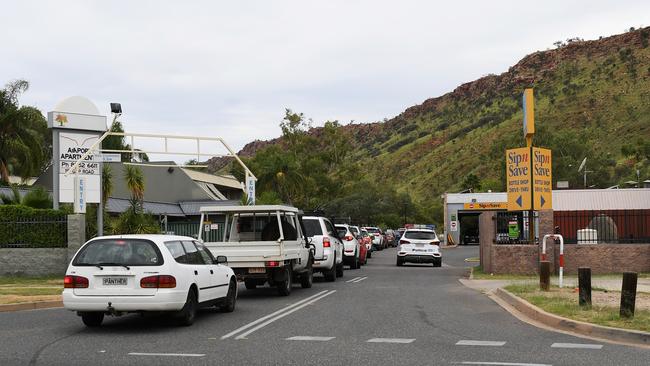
[458,212,481,245]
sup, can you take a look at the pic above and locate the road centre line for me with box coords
[550,342,603,349]
[346,277,362,283]
[456,340,506,347]
[234,290,336,340]
[367,338,415,344]
[286,336,335,341]
[220,290,329,340]
[128,353,205,357]
[453,362,552,366]
[351,276,368,283]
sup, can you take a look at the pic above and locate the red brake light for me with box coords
[345,235,353,241]
[140,275,177,288]
[64,275,88,288]
[430,241,440,245]
[266,261,280,267]
[323,237,331,248]
[400,239,410,244]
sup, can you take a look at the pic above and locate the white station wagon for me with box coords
[396,229,442,267]
[63,235,237,327]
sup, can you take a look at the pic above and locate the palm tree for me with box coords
[0,80,48,183]
[101,165,113,209]
[124,165,144,211]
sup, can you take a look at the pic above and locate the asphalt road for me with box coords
[1,246,648,366]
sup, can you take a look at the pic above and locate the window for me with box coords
[324,220,337,237]
[303,218,323,237]
[73,239,163,266]
[404,231,437,240]
[335,226,347,238]
[165,241,188,263]
[182,241,205,264]
[349,227,359,235]
[194,241,215,264]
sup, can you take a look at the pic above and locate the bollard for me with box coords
[620,272,638,318]
[578,267,592,308]
[540,261,550,291]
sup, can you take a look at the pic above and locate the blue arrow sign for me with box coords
[516,195,522,207]
[541,195,546,207]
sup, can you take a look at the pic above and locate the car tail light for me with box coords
[430,241,440,245]
[345,235,353,241]
[266,261,280,267]
[64,275,89,288]
[140,275,177,288]
[400,239,411,244]
[323,237,331,248]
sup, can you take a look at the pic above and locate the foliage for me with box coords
[461,174,481,192]
[21,186,52,209]
[108,209,161,235]
[0,185,21,205]
[124,165,144,210]
[0,80,50,183]
[0,205,67,247]
[102,118,149,162]
[101,165,113,207]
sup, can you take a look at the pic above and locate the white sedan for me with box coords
[396,229,442,267]
[63,234,237,327]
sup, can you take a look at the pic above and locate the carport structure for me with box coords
[443,192,507,245]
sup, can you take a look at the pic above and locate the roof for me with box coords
[199,205,300,213]
[552,188,650,211]
[88,234,196,242]
[445,192,507,204]
[179,200,241,216]
[181,169,243,190]
[106,198,185,216]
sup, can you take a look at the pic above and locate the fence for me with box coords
[0,216,68,248]
[495,211,538,244]
[163,221,225,242]
[555,210,650,244]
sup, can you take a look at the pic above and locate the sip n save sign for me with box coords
[506,146,552,211]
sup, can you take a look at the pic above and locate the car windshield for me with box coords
[350,227,359,235]
[404,231,437,240]
[303,219,323,237]
[73,239,163,266]
[335,227,347,237]
[366,228,379,234]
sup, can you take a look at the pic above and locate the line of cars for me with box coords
[62,205,388,327]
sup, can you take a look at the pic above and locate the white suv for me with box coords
[63,235,237,327]
[396,229,442,267]
[302,216,344,281]
[335,224,361,269]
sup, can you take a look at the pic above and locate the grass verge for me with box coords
[471,266,537,280]
[0,276,63,305]
[505,284,650,333]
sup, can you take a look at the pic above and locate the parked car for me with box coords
[396,229,442,267]
[63,235,237,327]
[350,225,368,265]
[359,228,372,259]
[385,229,396,247]
[335,224,362,269]
[363,226,385,251]
[199,205,314,296]
[303,216,345,280]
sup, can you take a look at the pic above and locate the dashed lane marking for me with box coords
[286,336,335,341]
[128,353,205,357]
[452,362,552,366]
[351,276,368,283]
[456,340,506,347]
[551,343,603,349]
[367,338,415,344]
[346,277,362,283]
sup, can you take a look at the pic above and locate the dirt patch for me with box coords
[533,287,650,310]
[0,295,62,305]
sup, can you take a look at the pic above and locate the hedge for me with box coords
[0,205,68,248]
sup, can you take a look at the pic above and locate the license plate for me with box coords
[103,277,127,286]
[413,249,425,252]
[249,268,266,274]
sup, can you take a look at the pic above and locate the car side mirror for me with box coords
[215,256,228,265]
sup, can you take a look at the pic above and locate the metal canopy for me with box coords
[199,205,300,214]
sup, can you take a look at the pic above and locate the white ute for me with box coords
[199,205,314,296]
[63,235,237,327]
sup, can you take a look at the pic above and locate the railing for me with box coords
[0,216,68,248]
[554,210,650,244]
[495,211,537,244]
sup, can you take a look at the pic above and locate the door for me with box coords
[195,241,229,299]
[181,241,212,303]
[324,219,343,264]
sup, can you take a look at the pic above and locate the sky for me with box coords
[2,0,649,160]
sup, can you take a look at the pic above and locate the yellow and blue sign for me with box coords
[532,147,552,210]
[506,147,532,211]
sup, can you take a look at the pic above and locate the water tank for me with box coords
[577,229,598,244]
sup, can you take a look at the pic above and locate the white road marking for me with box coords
[351,276,368,283]
[453,362,552,366]
[286,336,335,341]
[456,340,506,346]
[551,342,603,349]
[367,338,415,344]
[234,290,336,340]
[346,277,362,283]
[220,290,329,339]
[128,353,205,357]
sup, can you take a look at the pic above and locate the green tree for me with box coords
[461,173,481,192]
[124,165,144,211]
[101,165,113,208]
[0,80,49,183]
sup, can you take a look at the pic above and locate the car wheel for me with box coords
[277,267,292,296]
[178,288,198,326]
[80,312,104,327]
[324,256,336,282]
[300,267,313,288]
[336,260,344,277]
[352,254,359,269]
[396,258,404,266]
[367,251,372,259]
[434,260,442,268]
[244,280,257,290]
[219,279,237,312]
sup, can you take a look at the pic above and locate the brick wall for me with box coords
[0,248,68,276]
[556,244,650,274]
[490,245,540,274]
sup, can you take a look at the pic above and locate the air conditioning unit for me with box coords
[577,229,597,244]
